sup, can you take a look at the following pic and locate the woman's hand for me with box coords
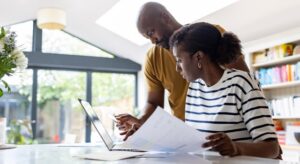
[202,132,240,156]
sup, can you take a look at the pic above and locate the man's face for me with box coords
[139,18,173,49]
[172,45,201,82]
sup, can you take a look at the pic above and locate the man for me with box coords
[116,2,249,140]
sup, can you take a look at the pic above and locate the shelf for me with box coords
[273,116,300,119]
[281,144,300,151]
[261,81,300,90]
[252,54,300,68]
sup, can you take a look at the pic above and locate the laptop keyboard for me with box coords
[112,148,146,152]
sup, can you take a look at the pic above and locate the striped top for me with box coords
[185,69,277,142]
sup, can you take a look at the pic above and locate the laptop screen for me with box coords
[78,99,114,150]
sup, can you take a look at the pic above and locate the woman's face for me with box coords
[172,45,202,82]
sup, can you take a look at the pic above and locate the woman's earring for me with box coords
[197,62,202,69]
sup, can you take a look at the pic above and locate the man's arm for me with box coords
[116,46,166,139]
[139,90,164,123]
[225,55,250,72]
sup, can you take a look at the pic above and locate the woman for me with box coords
[169,22,281,158]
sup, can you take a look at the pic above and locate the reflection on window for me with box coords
[0,70,33,144]
[37,70,86,144]
[7,21,33,52]
[42,29,113,58]
[91,73,135,142]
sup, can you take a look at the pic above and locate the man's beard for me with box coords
[157,37,170,49]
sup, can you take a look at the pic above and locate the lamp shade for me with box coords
[37,8,66,30]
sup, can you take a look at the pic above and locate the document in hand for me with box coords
[122,107,207,152]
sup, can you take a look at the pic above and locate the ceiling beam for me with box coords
[25,52,141,73]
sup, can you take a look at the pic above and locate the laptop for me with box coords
[78,98,145,152]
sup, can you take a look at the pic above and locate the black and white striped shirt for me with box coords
[185,69,277,142]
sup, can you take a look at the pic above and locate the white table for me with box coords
[0,144,298,164]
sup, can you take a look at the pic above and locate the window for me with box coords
[0,20,139,143]
[91,73,135,142]
[42,29,113,58]
[0,70,33,144]
[37,70,86,143]
[8,21,33,52]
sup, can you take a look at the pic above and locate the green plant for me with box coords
[7,119,34,144]
[0,27,28,96]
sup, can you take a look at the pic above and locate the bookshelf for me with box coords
[261,81,300,90]
[249,43,300,118]
[244,28,300,149]
[281,144,300,151]
[273,116,300,119]
[252,54,300,68]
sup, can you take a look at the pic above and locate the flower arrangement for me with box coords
[0,27,28,96]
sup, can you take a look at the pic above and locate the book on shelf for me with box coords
[255,61,300,86]
[276,131,286,145]
[252,43,294,64]
[268,96,300,117]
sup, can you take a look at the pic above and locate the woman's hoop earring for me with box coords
[198,62,202,69]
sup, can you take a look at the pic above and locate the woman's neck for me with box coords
[202,64,224,87]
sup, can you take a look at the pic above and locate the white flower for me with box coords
[11,50,28,70]
[11,49,21,58]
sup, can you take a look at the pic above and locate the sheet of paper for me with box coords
[122,107,207,152]
[75,151,146,161]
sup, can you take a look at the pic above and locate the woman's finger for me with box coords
[206,132,224,140]
[202,135,226,148]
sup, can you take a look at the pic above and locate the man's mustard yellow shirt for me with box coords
[144,46,188,120]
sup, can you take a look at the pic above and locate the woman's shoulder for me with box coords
[224,69,260,90]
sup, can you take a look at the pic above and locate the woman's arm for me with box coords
[235,138,281,158]
[202,133,281,158]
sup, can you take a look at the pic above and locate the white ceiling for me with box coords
[1,0,300,64]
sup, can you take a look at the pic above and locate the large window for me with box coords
[37,70,86,144]
[1,20,139,144]
[91,73,135,142]
[42,29,113,58]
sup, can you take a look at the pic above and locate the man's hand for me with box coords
[202,132,240,156]
[115,114,142,141]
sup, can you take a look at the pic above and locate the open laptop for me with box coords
[78,98,145,152]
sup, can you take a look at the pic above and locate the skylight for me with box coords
[96,0,238,46]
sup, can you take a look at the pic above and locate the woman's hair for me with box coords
[169,22,242,65]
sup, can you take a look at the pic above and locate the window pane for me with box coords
[91,73,135,142]
[7,21,33,52]
[0,70,33,144]
[37,70,86,144]
[42,30,113,58]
